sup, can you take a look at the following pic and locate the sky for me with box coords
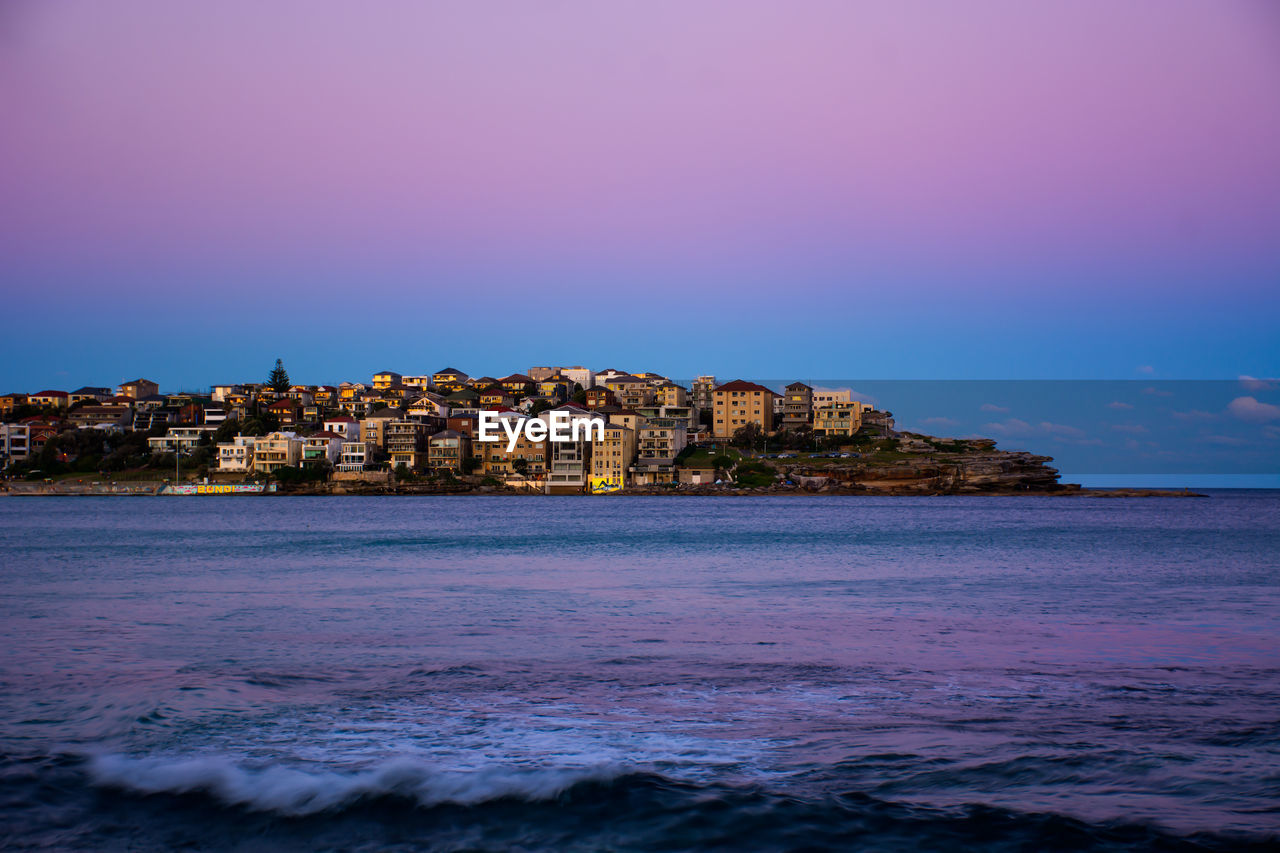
[1,0,1279,392]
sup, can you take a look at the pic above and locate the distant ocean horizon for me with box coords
[2,494,1277,850]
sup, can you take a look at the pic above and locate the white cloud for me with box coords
[1203,435,1250,447]
[1239,375,1277,392]
[1106,401,1134,410]
[919,416,960,428]
[1137,365,1155,374]
[1039,421,1085,438]
[1227,396,1280,423]
[1141,387,1173,397]
[1112,424,1148,434]
[1172,410,1216,421]
[980,403,1009,413]
[982,418,1033,436]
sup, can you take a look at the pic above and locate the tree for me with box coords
[731,422,763,449]
[267,359,291,393]
[512,457,529,476]
[460,456,480,475]
[711,453,734,473]
[528,399,554,418]
[571,383,587,405]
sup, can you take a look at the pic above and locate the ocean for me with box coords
[0,494,1277,851]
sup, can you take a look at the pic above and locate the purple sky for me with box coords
[2,1,1278,388]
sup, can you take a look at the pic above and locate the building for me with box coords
[589,424,635,492]
[712,380,777,440]
[69,386,113,405]
[0,393,27,417]
[812,401,867,437]
[372,370,402,391]
[782,382,813,430]
[216,435,257,472]
[337,441,373,472]
[655,383,688,407]
[812,388,853,407]
[266,398,299,426]
[500,373,535,395]
[67,406,132,429]
[432,368,470,392]
[630,419,688,485]
[427,430,470,472]
[302,431,344,467]
[29,390,70,409]
[401,375,434,389]
[559,366,595,391]
[0,423,30,466]
[210,384,243,403]
[385,420,429,470]
[692,375,717,412]
[584,386,616,409]
[360,408,400,448]
[251,432,303,473]
[608,409,646,435]
[475,412,547,481]
[634,403,697,431]
[147,425,219,454]
[544,405,597,494]
[323,415,361,440]
[117,378,160,401]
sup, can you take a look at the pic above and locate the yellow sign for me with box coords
[589,476,622,494]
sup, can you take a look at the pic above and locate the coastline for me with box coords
[1,483,1206,498]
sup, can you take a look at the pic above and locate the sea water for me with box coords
[1,494,1277,850]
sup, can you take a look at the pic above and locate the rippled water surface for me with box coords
[1,494,1278,850]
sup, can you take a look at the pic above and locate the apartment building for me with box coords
[216,435,257,472]
[589,424,636,493]
[427,430,470,472]
[385,420,429,470]
[712,380,776,440]
[251,432,303,473]
[782,382,813,430]
[813,401,867,437]
[544,405,597,494]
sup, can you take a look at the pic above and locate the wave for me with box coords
[87,753,630,815]
[0,752,1268,851]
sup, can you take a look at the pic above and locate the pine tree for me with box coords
[268,358,291,393]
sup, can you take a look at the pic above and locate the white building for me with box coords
[323,416,361,440]
[148,425,219,454]
[0,423,30,466]
[216,435,257,472]
[337,440,372,472]
[559,366,596,391]
[302,431,344,466]
[545,404,597,494]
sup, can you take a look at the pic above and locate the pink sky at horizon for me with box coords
[1,1,1278,384]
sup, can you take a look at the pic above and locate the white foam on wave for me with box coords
[87,753,631,815]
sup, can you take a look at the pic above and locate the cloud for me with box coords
[982,418,1033,436]
[1136,365,1155,374]
[1141,387,1173,397]
[980,403,1009,413]
[1106,401,1134,410]
[1172,409,1216,421]
[1039,421,1086,438]
[919,416,960,428]
[1227,396,1280,423]
[1239,375,1277,392]
[1112,424,1148,434]
[1203,434,1250,447]
[1264,425,1280,440]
